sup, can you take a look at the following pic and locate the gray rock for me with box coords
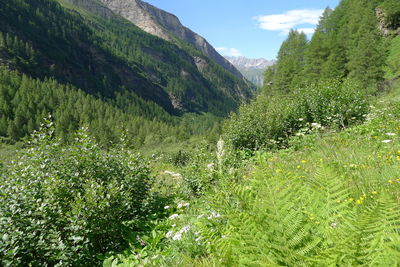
[100,0,244,79]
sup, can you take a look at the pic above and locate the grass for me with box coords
[0,141,26,164]
[107,83,400,266]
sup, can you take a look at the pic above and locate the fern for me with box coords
[196,163,400,266]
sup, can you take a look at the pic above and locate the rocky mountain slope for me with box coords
[99,0,244,80]
[0,0,254,118]
[226,56,274,70]
[226,56,275,87]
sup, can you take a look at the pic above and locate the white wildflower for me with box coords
[164,170,182,178]
[172,232,182,241]
[298,118,304,121]
[212,211,221,218]
[382,140,392,143]
[169,214,179,220]
[207,163,215,170]
[386,133,396,136]
[207,211,221,220]
[164,205,170,210]
[311,122,322,129]
[166,231,173,238]
[216,137,225,170]
[177,202,190,209]
[180,225,191,233]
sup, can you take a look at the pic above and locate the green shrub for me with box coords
[181,146,218,197]
[381,0,400,29]
[0,121,152,266]
[169,150,191,167]
[224,79,368,151]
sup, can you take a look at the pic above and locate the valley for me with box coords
[0,0,400,266]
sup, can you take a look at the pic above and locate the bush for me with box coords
[0,121,153,266]
[181,145,219,197]
[224,79,368,151]
[381,0,400,29]
[169,150,191,167]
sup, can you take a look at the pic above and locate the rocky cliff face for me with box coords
[99,0,244,79]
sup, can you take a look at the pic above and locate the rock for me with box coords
[99,0,244,79]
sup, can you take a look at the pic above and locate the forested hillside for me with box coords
[264,0,397,94]
[1,0,400,266]
[0,0,253,143]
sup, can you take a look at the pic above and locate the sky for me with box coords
[144,0,340,60]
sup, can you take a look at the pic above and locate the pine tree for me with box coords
[302,7,333,81]
[7,121,18,140]
[347,1,386,87]
[271,30,308,93]
[0,32,4,48]
[0,116,8,136]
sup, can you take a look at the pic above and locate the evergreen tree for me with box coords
[302,7,334,81]
[347,1,386,87]
[0,32,4,47]
[270,30,308,93]
[0,116,7,136]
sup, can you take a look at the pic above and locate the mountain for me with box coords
[226,56,275,87]
[226,56,275,70]
[0,0,253,114]
[0,0,253,143]
[98,0,245,80]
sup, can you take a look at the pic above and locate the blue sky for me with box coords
[144,0,340,60]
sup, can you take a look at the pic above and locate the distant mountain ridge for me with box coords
[99,0,244,80]
[225,56,275,87]
[226,56,275,70]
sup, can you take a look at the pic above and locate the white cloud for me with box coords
[216,47,242,57]
[254,9,324,35]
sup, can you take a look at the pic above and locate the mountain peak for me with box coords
[99,0,245,79]
[225,56,275,70]
[225,56,275,87]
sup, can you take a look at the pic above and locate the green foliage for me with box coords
[196,159,400,266]
[346,1,387,88]
[137,87,400,266]
[380,0,400,29]
[0,67,225,149]
[224,79,369,151]
[0,119,153,266]
[180,143,220,197]
[265,0,388,93]
[384,35,400,78]
[269,30,308,93]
